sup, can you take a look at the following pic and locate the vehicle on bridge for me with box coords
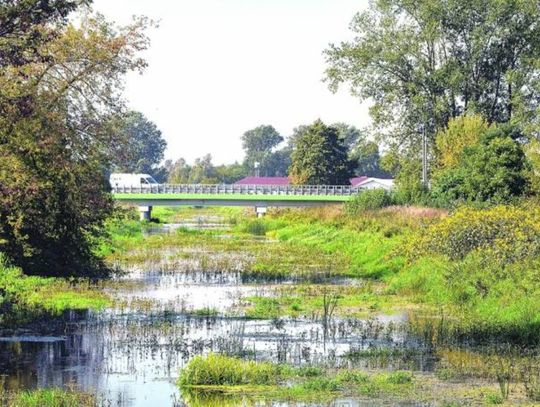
[109,173,159,189]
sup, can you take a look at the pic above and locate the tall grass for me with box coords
[0,387,94,407]
[178,353,279,387]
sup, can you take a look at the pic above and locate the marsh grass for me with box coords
[0,385,94,407]
[177,353,279,387]
[0,255,109,327]
[178,354,418,404]
[244,283,404,319]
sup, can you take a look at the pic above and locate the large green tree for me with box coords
[114,111,166,175]
[350,140,388,177]
[0,3,149,276]
[431,124,529,204]
[241,125,286,176]
[325,0,540,148]
[289,120,356,185]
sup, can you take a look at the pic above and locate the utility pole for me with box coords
[422,124,428,187]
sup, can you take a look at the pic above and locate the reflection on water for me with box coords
[0,268,433,406]
[0,221,438,406]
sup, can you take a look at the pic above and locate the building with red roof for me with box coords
[234,176,393,190]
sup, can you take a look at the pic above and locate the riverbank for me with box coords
[0,255,109,328]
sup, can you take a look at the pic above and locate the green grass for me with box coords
[114,193,351,202]
[177,354,426,404]
[244,283,405,319]
[0,388,94,407]
[0,255,109,327]
[178,353,280,387]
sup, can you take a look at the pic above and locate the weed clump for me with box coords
[178,353,279,386]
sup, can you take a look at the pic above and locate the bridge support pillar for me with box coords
[138,206,152,221]
[255,206,267,218]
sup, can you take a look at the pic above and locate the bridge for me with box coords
[112,184,358,220]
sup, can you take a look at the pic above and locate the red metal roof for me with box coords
[236,176,372,186]
[349,176,369,186]
[235,176,291,185]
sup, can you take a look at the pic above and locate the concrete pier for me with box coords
[138,206,152,221]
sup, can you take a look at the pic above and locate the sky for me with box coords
[92,0,370,165]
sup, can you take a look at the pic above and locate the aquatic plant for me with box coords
[178,353,279,386]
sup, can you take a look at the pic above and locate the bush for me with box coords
[385,371,413,384]
[410,204,540,264]
[178,354,279,387]
[346,189,393,214]
[431,129,528,206]
[239,219,268,236]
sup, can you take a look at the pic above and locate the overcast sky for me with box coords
[92,0,370,165]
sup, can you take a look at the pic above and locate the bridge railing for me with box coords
[112,184,358,196]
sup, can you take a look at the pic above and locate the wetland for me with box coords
[1,205,540,406]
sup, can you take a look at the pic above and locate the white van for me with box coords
[109,173,159,189]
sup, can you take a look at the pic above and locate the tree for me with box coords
[189,154,218,184]
[214,162,249,184]
[525,139,540,195]
[325,0,540,148]
[114,111,166,175]
[167,158,191,184]
[350,140,389,177]
[332,122,362,149]
[435,115,493,172]
[0,7,149,276]
[289,120,356,185]
[241,125,284,176]
[432,125,529,204]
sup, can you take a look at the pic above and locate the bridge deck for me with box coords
[113,192,351,202]
[112,184,357,196]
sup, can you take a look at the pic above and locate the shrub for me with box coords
[178,354,279,387]
[431,128,528,206]
[410,204,540,264]
[385,371,412,384]
[346,189,393,214]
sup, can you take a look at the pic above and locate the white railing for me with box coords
[112,184,357,196]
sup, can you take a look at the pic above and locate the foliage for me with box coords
[332,122,363,149]
[178,354,416,403]
[241,125,288,177]
[325,0,540,147]
[112,110,166,176]
[239,219,268,236]
[385,153,429,205]
[350,139,388,177]
[431,126,528,205]
[410,205,540,264]
[0,5,149,276]
[345,189,394,214]
[289,120,356,185]
[166,156,248,184]
[434,115,492,172]
[524,139,540,195]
